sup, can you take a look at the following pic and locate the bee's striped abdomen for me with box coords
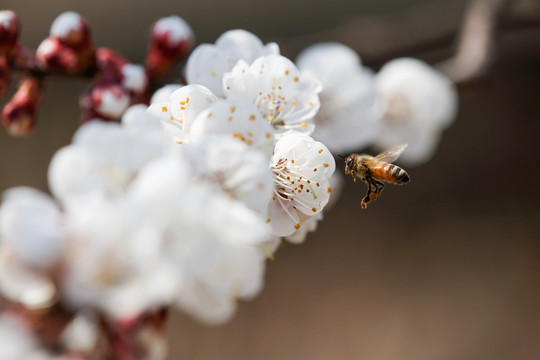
[371,163,410,184]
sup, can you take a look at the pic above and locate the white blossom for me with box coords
[0,188,64,309]
[185,29,279,97]
[296,42,382,153]
[189,98,275,159]
[185,135,273,215]
[148,84,218,143]
[56,141,271,323]
[0,187,65,268]
[129,156,270,324]
[375,57,458,164]
[150,84,183,104]
[61,188,179,318]
[267,132,335,237]
[223,54,322,135]
[48,107,174,207]
[285,212,322,244]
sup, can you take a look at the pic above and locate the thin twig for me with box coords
[436,0,510,83]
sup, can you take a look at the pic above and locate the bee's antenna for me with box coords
[337,154,346,159]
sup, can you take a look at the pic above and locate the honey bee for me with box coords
[343,144,410,208]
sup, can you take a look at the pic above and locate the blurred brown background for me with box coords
[1,1,539,359]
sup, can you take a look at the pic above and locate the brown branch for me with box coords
[436,0,510,83]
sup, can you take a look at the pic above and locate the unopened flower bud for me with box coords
[35,36,94,74]
[2,77,42,136]
[50,11,91,49]
[80,81,130,121]
[96,47,128,75]
[121,63,148,96]
[145,15,194,79]
[0,10,19,58]
[96,49,147,100]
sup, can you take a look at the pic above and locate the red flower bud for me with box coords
[120,63,148,96]
[35,36,95,75]
[145,15,194,79]
[50,11,91,49]
[2,77,42,136]
[96,47,129,76]
[0,10,19,58]
[80,79,130,121]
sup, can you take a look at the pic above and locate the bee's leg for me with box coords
[361,179,374,209]
[370,180,385,202]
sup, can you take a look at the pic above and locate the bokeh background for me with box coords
[1,0,539,359]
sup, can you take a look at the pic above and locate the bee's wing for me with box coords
[367,144,408,164]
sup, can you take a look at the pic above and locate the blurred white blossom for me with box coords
[130,157,270,323]
[296,42,382,153]
[48,106,174,207]
[185,135,273,215]
[375,57,458,165]
[0,187,64,309]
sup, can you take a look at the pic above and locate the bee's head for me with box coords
[343,155,357,175]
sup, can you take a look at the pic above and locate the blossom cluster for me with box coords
[0,10,459,360]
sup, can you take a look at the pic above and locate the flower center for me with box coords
[254,78,296,128]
